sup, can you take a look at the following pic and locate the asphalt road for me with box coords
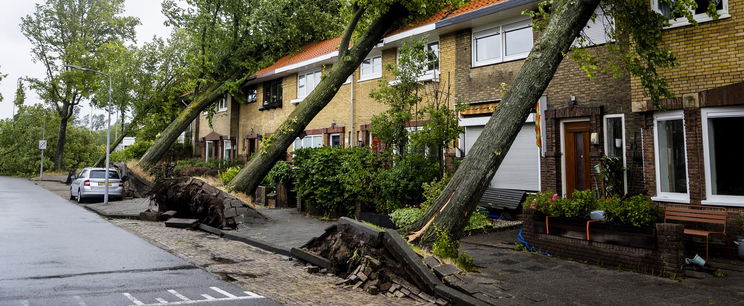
[0,177,278,306]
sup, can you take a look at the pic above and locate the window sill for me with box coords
[651,196,690,204]
[290,98,304,104]
[388,73,439,85]
[472,54,529,69]
[663,13,730,29]
[701,199,744,207]
[217,108,228,113]
[358,75,382,82]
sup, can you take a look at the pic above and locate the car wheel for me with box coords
[76,189,84,203]
[69,187,75,200]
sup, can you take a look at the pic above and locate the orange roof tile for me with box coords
[255,0,508,77]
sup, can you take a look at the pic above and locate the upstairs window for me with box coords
[246,86,257,103]
[217,96,228,112]
[360,55,382,81]
[653,0,728,25]
[425,42,440,73]
[297,70,321,99]
[472,20,533,67]
[261,79,283,110]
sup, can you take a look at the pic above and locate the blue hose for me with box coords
[517,227,551,256]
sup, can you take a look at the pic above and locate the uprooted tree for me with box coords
[227,0,461,193]
[403,0,722,245]
[137,0,344,170]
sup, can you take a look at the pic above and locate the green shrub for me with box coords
[464,211,492,231]
[456,252,476,272]
[390,207,425,228]
[432,229,459,259]
[420,175,451,211]
[561,190,598,218]
[604,195,661,227]
[266,161,294,187]
[378,153,439,211]
[218,166,241,184]
[174,158,242,173]
[524,191,559,215]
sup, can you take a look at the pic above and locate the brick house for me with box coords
[632,0,744,245]
[192,94,240,161]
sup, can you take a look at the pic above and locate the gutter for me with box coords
[435,0,540,29]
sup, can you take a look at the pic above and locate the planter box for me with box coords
[533,215,656,249]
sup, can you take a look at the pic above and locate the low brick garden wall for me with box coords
[522,209,685,277]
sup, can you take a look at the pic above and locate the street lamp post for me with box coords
[65,65,113,205]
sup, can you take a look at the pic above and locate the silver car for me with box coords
[69,167,124,202]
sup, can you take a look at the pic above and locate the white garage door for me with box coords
[463,124,539,191]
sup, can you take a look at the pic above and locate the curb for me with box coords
[196,224,292,257]
[82,205,140,220]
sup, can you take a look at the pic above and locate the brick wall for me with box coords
[522,209,685,277]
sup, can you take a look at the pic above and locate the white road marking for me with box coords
[73,295,87,306]
[167,290,191,301]
[209,287,236,298]
[122,293,145,305]
[123,288,264,306]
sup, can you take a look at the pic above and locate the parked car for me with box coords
[69,167,124,202]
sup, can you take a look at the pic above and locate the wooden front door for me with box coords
[564,121,591,195]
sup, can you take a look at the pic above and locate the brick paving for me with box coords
[111,219,420,306]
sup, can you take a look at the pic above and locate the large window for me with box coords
[653,111,688,202]
[702,107,744,205]
[294,134,323,150]
[360,55,382,81]
[604,114,627,194]
[472,20,533,67]
[297,70,321,100]
[653,0,728,25]
[425,42,439,73]
[223,140,232,160]
[262,79,282,110]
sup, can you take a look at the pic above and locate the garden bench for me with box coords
[478,188,527,211]
[664,204,727,260]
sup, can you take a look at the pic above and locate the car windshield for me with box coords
[89,170,120,179]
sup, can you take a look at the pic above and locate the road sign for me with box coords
[39,140,47,150]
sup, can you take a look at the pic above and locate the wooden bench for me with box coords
[664,204,728,260]
[478,188,527,211]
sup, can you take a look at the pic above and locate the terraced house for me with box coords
[192,0,743,249]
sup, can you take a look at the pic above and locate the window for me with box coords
[217,96,228,112]
[297,70,321,100]
[330,133,341,147]
[702,107,744,205]
[472,20,533,67]
[262,79,282,110]
[360,55,382,81]
[89,170,120,179]
[205,141,214,161]
[653,0,728,25]
[653,111,688,202]
[425,42,439,73]
[223,140,232,160]
[293,134,323,150]
[246,87,257,103]
[604,115,627,194]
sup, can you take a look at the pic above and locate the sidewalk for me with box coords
[32,175,149,218]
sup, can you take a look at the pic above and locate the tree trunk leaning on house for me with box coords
[227,3,409,194]
[404,0,601,245]
[137,81,226,170]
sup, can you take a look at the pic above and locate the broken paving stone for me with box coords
[435,298,448,305]
[158,210,177,221]
[366,285,379,295]
[380,282,392,292]
[419,292,435,303]
[306,266,320,273]
[433,264,461,278]
[423,256,440,269]
[365,255,381,267]
[388,283,400,293]
[139,210,159,222]
[357,272,368,282]
[394,291,405,298]
[319,268,328,274]
[164,218,199,228]
[352,281,363,289]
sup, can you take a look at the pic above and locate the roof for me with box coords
[253,0,509,79]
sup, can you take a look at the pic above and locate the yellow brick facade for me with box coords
[630,0,744,103]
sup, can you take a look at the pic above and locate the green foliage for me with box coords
[0,105,101,175]
[378,153,440,212]
[293,146,355,217]
[219,167,241,185]
[455,252,476,272]
[523,191,560,216]
[174,158,243,173]
[561,190,598,219]
[266,161,294,187]
[390,208,425,229]
[421,175,451,211]
[598,155,625,198]
[464,210,492,232]
[110,140,154,162]
[604,195,661,228]
[432,228,459,259]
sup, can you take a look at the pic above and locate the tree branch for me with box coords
[338,5,366,59]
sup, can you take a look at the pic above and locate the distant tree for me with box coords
[0,67,6,102]
[20,0,139,169]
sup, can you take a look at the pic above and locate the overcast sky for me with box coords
[0,0,173,122]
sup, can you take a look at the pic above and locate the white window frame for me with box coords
[472,19,533,67]
[293,69,322,104]
[330,133,342,147]
[223,139,232,160]
[651,0,730,28]
[652,110,690,203]
[205,141,213,162]
[293,134,323,150]
[217,96,228,112]
[359,53,383,82]
[701,106,744,206]
[393,39,440,84]
[603,114,628,194]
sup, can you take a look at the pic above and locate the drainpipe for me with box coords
[350,73,355,147]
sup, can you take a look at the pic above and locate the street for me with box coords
[0,177,278,306]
